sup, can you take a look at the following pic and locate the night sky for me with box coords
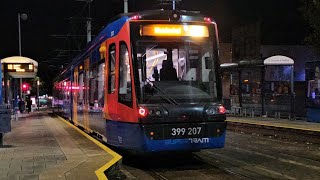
[0,0,307,94]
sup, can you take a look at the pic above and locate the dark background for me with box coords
[0,0,307,95]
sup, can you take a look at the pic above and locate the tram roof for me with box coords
[55,9,216,82]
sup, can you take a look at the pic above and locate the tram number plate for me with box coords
[166,125,205,138]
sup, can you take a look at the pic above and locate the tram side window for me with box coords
[98,63,105,107]
[118,42,132,107]
[108,44,116,94]
[88,63,105,109]
[89,66,98,106]
[79,73,84,105]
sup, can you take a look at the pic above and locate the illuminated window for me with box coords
[118,42,132,107]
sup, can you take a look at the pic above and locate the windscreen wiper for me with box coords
[144,78,179,105]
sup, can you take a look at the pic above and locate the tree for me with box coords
[302,0,320,52]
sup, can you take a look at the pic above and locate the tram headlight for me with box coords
[205,105,226,116]
[139,106,166,118]
[218,106,226,114]
[206,107,217,115]
[139,107,148,117]
[155,110,162,116]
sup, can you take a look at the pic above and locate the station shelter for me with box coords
[306,61,320,122]
[0,56,38,109]
[221,55,295,119]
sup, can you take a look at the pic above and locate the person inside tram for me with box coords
[152,67,159,81]
[160,48,178,81]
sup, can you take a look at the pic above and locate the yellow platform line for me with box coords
[226,119,320,133]
[57,116,122,180]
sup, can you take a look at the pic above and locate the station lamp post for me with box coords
[18,12,28,101]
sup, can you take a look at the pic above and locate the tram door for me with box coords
[83,59,90,130]
[105,42,118,120]
[117,41,136,122]
[73,68,79,124]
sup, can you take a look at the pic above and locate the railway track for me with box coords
[120,152,258,180]
[119,130,320,180]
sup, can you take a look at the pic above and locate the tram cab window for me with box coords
[135,39,218,104]
[118,42,132,107]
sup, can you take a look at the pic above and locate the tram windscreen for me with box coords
[133,33,219,104]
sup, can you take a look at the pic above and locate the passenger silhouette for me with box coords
[160,60,178,81]
[152,67,159,81]
[160,49,178,81]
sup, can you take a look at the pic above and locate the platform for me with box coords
[0,111,121,180]
[227,116,320,132]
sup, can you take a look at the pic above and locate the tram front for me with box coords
[130,12,227,152]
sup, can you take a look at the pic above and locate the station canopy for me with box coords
[1,56,38,78]
[264,55,294,66]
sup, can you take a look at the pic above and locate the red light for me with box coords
[218,106,226,114]
[131,15,140,20]
[22,83,28,90]
[138,107,147,117]
[204,17,212,23]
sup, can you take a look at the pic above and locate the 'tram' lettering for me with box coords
[189,138,209,144]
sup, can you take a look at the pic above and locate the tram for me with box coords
[53,9,227,152]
